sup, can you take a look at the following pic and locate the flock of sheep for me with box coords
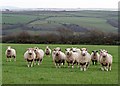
[5,46,113,71]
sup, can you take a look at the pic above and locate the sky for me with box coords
[0,0,119,8]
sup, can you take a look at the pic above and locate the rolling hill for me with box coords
[2,10,118,36]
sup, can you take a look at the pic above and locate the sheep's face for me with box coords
[92,50,98,56]
[71,48,77,53]
[80,48,88,56]
[27,48,34,55]
[101,50,108,58]
[46,46,49,49]
[65,48,72,56]
[54,47,61,56]
[34,47,39,52]
[7,46,11,53]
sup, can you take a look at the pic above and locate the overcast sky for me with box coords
[0,0,119,8]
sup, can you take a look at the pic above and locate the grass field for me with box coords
[2,44,118,84]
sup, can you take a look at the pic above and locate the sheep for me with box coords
[99,49,113,71]
[5,46,16,62]
[45,46,51,57]
[79,48,91,71]
[52,47,66,68]
[24,48,36,67]
[34,47,44,65]
[91,50,100,65]
[65,48,81,68]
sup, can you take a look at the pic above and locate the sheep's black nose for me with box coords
[29,53,32,55]
[56,53,59,56]
[103,56,106,58]
[82,54,85,56]
[67,52,69,55]
[7,50,11,52]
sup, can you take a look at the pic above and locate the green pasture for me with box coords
[2,44,118,84]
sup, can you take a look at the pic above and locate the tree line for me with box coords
[2,29,119,45]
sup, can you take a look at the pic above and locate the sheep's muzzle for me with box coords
[56,53,59,56]
[29,53,32,55]
[67,52,70,55]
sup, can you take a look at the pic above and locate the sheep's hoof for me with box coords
[101,67,104,71]
[27,65,30,67]
[61,63,63,66]
[109,69,111,71]
[38,63,40,65]
[72,66,74,68]
[80,68,83,71]
[84,68,86,71]
[106,69,108,71]
[31,64,33,67]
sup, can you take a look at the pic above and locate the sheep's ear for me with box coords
[106,51,108,53]
[86,48,88,51]
[80,48,82,51]
[70,48,72,51]
[65,49,67,51]
[53,48,56,51]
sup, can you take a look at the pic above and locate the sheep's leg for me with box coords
[77,62,79,68]
[9,57,11,62]
[31,61,34,67]
[68,63,70,68]
[104,66,108,71]
[101,66,104,71]
[62,60,65,67]
[92,60,94,65]
[6,56,9,62]
[80,66,83,71]
[83,67,86,71]
[34,59,36,65]
[58,63,61,68]
[27,62,30,67]
[63,60,65,66]
[72,62,74,68]
[55,63,58,68]
[95,60,97,65]
[109,64,112,71]
[86,62,89,69]
[13,56,16,61]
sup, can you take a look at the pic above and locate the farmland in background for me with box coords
[2,11,118,36]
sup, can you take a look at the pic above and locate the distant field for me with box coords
[2,14,38,24]
[2,11,118,36]
[46,17,116,32]
[2,44,118,84]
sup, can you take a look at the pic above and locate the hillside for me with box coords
[2,10,118,36]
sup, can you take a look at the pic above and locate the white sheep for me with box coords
[91,50,100,65]
[24,48,36,67]
[5,46,16,62]
[99,49,113,71]
[45,46,51,57]
[52,47,66,68]
[65,48,80,68]
[79,48,91,71]
[34,47,44,65]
